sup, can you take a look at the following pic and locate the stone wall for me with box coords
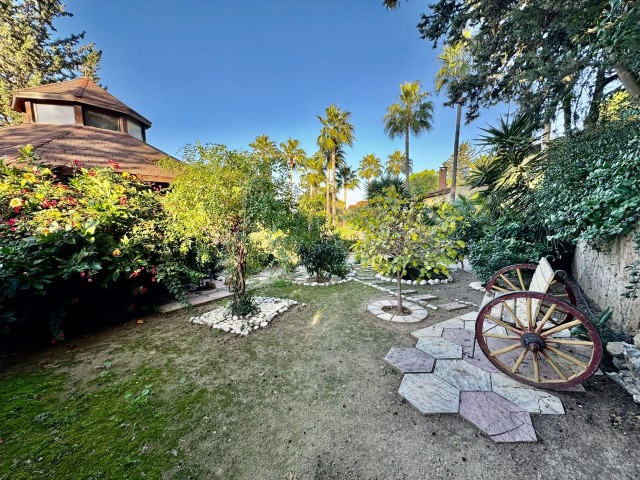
[572,226,640,334]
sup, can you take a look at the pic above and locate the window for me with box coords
[84,108,120,132]
[34,103,75,124]
[127,118,144,141]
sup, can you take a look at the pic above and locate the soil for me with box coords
[1,269,639,479]
[382,305,412,315]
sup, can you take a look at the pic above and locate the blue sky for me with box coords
[59,0,508,202]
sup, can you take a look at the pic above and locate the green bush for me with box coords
[537,119,640,246]
[0,153,208,341]
[298,236,348,282]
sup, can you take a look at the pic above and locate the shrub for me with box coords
[0,152,206,341]
[298,236,349,282]
[365,175,408,200]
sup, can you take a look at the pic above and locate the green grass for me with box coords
[0,281,397,479]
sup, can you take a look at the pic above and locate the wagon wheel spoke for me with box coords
[475,291,603,388]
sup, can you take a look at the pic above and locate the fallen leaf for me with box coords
[136,319,144,324]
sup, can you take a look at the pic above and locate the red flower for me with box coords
[108,160,120,170]
[119,196,128,206]
[7,218,16,226]
[88,170,96,177]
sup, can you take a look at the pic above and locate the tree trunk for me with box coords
[231,241,247,308]
[562,95,572,135]
[542,121,551,150]
[331,149,337,226]
[585,68,606,128]
[615,65,640,99]
[449,102,462,203]
[325,164,330,224]
[289,163,294,197]
[396,269,403,314]
[404,125,410,190]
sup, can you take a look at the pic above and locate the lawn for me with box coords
[1,277,639,479]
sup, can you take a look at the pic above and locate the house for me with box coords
[0,78,175,184]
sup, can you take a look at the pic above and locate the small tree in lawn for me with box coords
[353,192,463,314]
[162,143,289,314]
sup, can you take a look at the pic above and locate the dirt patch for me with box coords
[1,270,639,479]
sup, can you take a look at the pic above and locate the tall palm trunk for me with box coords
[343,186,347,227]
[615,65,640,98]
[289,162,294,197]
[449,101,462,202]
[404,124,410,189]
[331,149,337,226]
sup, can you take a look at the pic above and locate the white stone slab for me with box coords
[398,374,460,414]
[433,359,492,391]
[490,373,565,414]
[416,336,463,359]
[411,326,444,339]
[434,318,466,329]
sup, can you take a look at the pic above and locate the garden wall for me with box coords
[572,226,639,335]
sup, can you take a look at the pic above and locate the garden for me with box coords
[2,1,640,479]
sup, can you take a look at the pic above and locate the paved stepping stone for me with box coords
[384,348,435,374]
[414,294,438,301]
[434,359,492,391]
[442,328,475,357]
[459,391,537,443]
[490,373,565,414]
[463,343,501,374]
[398,374,460,414]
[416,336,463,359]
[411,325,444,339]
[439,302,468,312]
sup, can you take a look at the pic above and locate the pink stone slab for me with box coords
[459,391,537,443]
[439,302,468,312]
[464,342,501,374]
[384,347,435,374]
[442,328,476,357]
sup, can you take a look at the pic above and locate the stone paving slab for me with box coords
[398,374,460,414]
[434,359,492,391]
[459,391,537,443]
[416,336,463,359]
[490,373,565,414]
[368,300,428,323]
[439,302,469,312]
[384,348,435,374]
[411,325,444,339]
[413,294,438,301]
[442,328,476,357]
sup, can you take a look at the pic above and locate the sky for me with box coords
[58,0,508,203]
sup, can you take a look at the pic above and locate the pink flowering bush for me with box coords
[0,147,209,342]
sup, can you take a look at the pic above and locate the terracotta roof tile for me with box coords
[12,78,151,127]
[0,123,176,183]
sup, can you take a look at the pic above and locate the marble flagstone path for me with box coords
[384,311,585,443]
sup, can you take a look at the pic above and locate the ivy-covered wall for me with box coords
[572,226,639,334]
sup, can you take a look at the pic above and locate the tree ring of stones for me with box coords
[367,300,428,323]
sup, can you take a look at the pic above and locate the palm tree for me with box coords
[337,164,360,210]
[280,138,307,197]
[365,175,409,201]
[317,104,355,226]
[385,150,410,177]
[249,135,281,176]
[383,81,434,189]
[435,35,472,202]
[358,153,382,181]
[300,152,326,196]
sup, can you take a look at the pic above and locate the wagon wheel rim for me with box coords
[486,264,577,324]
[475,291,602,389]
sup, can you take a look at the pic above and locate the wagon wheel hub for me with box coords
[520,332,545,352]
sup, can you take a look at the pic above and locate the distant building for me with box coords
[0,78,175,184]
[422,166,477,204]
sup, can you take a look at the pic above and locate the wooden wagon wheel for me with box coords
[485,263,577,325]
[475,291,603,388]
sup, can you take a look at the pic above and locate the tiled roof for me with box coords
[12,78,152,127]
[0,123,176,183]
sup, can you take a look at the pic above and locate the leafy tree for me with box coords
[409,168,438,197]
[435,36,472,200]
[383,81,434,188]
[384,1,638,126]
[443,141,477,187]
[353,193,462,313]
[0,0,102,125]
[358,153,382,181]
[162,143,290,314]
[299,236,349,283]
[279,138,307,197]
[249,135,282,177]
[317,104,355,226]
[385,150,409,176]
